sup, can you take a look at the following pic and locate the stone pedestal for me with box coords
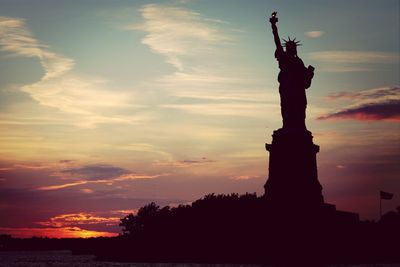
[264,128,324,207]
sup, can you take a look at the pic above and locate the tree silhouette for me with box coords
[119,202,160,236]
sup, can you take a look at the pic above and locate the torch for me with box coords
[269,11,278,24]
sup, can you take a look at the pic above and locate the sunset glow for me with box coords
[0,227,118,239]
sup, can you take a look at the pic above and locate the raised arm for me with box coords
[269,12,283,53]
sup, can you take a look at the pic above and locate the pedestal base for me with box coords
[264,128,324,207]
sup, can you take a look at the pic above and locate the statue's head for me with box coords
[283,37,301,57]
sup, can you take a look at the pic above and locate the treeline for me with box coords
[105,193,400,264]
[1,193,400,265]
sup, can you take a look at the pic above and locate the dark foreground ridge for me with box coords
[112,194,400,265]
[1,196,400,265]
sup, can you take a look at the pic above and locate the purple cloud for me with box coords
[61,164,129,180]
[318,99,400,121]
[319,86,400,122]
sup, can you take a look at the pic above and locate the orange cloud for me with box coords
[110,209,138,215]
[0,210,142,238]
[114,173,163,180]
[232,175,254,180]
[37,181,89,190]
[305,31,325,38]
[37,174,163,191]
[13,164,51,170]
[80,188,94,194]
[37,212,120,228]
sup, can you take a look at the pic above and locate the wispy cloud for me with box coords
[119,143,172,160]
[154,157,216,168]
[37,181,90,191]
[123,3,274,120]
[130,4,231,71]
[0,16,146,128]
[37,162,165,191]
[231,175,260,180]
[60,164,129,181]
[308,50,399,72]
[156,69,273,102]
[318,86,400,122]
[0,16,74,79]
[38,212,120,227]
[36,174,163,191]
[21,76,131,114]
[163,102,276,117]
[305,31,325,38]
[325,86,400,100]
[309,51,399,64]
[316,66,374,72]
[318,100,400,121]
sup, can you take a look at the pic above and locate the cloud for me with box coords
[309,51,399,64]
[38,212,120,228]
[316,66,373,72]
[325,86,400,100]
[305,31,325,38]
[59,160,75,164]
[0,16,74,79]
[1,209,142,238]
[12,164,50,170]
[163,102,275,117]
[0,183,183,237]
[156,69,273,102]
[36,162,165,191]
[115,173,164,180]
[318,86,400,122]
[61,164,129,180]
[123,3,274,120]
[120,143,172,160]
[0,16,145,128]
[37,174,164,191]
[130,4,231,71]
[19,74,143,128]
[154,157,216,168]
[231,175,259,180]
[38,181,91,191]
[318,100,400,122]
[80,188,94,194]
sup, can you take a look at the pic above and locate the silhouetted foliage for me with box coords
[112,194,398,265]
[1,197,399,265]
[120,202,160,236]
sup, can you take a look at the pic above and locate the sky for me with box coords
[0,0,399,238]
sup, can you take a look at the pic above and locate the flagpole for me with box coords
[380,194,382,220]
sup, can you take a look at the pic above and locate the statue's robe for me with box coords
[275,49,313,130]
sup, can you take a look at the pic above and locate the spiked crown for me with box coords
[282,37,302,48]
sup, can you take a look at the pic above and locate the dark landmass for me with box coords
[1,193,399,265]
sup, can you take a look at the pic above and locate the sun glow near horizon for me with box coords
[0,227,118,239]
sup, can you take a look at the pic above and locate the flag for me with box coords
[380,191,394,200]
